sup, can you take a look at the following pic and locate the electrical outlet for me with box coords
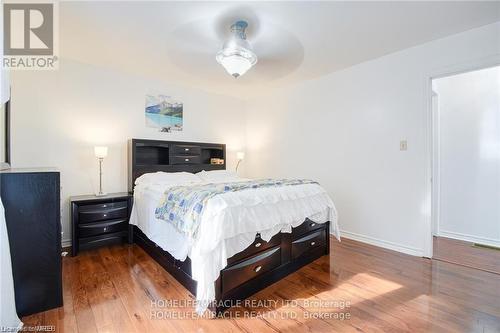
[400,140,408,151]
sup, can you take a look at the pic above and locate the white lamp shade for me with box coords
[236,151,245,160]
[94,146,108,158]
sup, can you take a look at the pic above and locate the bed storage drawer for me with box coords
[78,218,128,238]
[227,233,281,265]
[222,247,281,294]
[292,219,324,239]
[175,257,192,275]
[170,155,202,165]
[78,202,128,223]
[171,145,201,156]
[291,229,326,259]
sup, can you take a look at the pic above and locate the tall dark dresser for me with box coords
[0,168,62,317]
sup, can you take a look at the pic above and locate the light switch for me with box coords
[400,140,408,151]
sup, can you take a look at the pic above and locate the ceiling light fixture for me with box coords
[216,20,257,78]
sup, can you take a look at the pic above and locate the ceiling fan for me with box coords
[215,20,258,78]
[165,8,303,83]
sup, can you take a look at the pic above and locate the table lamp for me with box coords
[236,151,245,172]
[94,146,108,196]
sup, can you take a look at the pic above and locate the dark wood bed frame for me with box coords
[128,138,330,313]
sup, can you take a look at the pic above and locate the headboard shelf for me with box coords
[128,139,226,192]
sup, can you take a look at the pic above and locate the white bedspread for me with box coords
[130,179,339,313]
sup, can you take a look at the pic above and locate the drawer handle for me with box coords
[103,204,107,208]
[184,148,189,151]
[310,241,316,246]
[254,265,262,273]
[103,214,107,217]
[103,227,107,232]
[255,242,262,248]
[310,222,316,227]
[185,158,189,162]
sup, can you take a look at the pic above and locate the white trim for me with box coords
[340,230,424,257]
[422,74,434,258]
[430,91,440,238]
[438,230,500,248]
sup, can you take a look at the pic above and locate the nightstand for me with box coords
[71,192,133,256]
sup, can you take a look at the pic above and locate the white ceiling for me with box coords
[60,1,500,99]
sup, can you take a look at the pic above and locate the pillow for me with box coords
[135,171,201,185]
[196,170,240,182]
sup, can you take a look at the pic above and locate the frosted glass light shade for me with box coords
[94,146,108,158]
[236,151,245,160]
[218,55,253,78]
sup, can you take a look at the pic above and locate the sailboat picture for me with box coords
[145,94,183,132]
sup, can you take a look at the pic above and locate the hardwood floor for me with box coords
[433,236,500,275]
[23,237,500,333]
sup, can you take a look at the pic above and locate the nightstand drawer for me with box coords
[78,218,128,238]
[79,201,127,212]
[79,202,128,223]
[79,232,127,251]
[171,145,201,156]
[170,155,201,165]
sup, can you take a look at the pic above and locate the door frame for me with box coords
[423,55,500,258]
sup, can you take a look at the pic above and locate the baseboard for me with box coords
[338,230,424,257]
[437,230,500,248]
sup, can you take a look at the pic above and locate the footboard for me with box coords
[132,219,330,312]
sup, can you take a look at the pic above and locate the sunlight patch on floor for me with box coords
[340,272,403,296]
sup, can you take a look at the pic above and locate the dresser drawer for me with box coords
[78,218,128,238]
[170,155,201,165]
[78,202,128,223]
[228,233,281,265]
[292,219,324,239]
[291,229,326,259]
[222,247,281,294]
[171,145,201,156]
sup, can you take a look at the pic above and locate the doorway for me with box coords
[430,65,500,274]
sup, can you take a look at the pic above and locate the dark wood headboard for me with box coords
[128,139,226,192]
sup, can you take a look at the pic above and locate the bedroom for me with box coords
[0,1,499,332]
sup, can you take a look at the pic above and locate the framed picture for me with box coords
[145,94,183,132]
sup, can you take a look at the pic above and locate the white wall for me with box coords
[246,22,500,256]
[10,59,246,246]
[433,66,500,247]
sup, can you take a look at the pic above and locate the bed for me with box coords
[128,138,339,314]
